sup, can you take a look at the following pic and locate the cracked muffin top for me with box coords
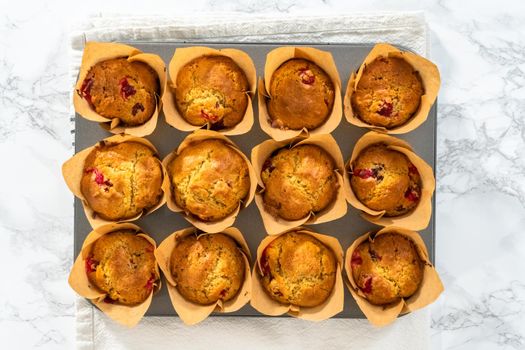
[259,231,337,307]
[267,58,335,130]
[81,141,163,221]
[351,56,423,129]
[174,55,249,129]
[350,232,424,305]
[350,143,421,217]
[168,139,250,222]
[170,233,245,305]
[85,230,159,305]
[261,144,338,221]
[78,58,160,126]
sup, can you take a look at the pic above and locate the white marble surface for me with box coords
[1,0,524,349]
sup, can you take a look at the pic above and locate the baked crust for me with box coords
[81,141,163,221]
[350,233,424,305]
[267,58,335,130]
[260,232,337,307]
[174,55,249,129]
[170,233,245,305]
[169,139,250,221]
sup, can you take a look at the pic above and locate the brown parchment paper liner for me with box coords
[251,134,347,236]
[344,131,435,230]
[62,134,169,229]
[344,43,440,134]
[344,226,444,327]
[258,46,343,141]
[155,227,252,325]
[163,46,256,135]
[68,223,161,328]
[251,227,344,320]
[162,130,258,233]
[73,41,167,137]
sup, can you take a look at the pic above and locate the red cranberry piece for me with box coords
[378,101,393,117]
[408,164,419,175]
[131,102,145,116]
[85,168,109,186]
[298,67,315,85]
[361,276,373,294]
[80,78,94,104]
[260,249,271,276]
[201,109,219,122]
[145,275,156,292]
[351,250,362,268]
[119,77,136,99]
[353,168,374,179]
[103,296,115,304]
[262,159,275,173]
[219,289,228,298]
[85,256,98,273]
[404,188,420,202]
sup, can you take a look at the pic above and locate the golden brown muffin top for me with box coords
[86,230,159,305]
[79,58,160,126]
[350,233,424,305]
[267,58,335,130]
[169,139,250,222]
[81,141,163,221]
[261,144,338,221]
[170,233,245,305]
[351,56,424,129]
[260,232,337,307]
[350,144,421,217]
[174,55,249,129]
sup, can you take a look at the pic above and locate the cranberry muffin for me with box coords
[350,232,423,305]
[168,139,250,221]
[351,56,423,128]
[261,144,338,221]
[260,231,337,307]
[267,58,335,130]
[81,141,163,221]
[85,230,159,305]
[170,233,245,305]
[174,55,249,129]
[78,58,160,126]
[350,144,421,216]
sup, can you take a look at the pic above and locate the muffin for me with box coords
[350,143,421,216]
[81,141,163,221]
[351,56,423,128]
[174,55,249,129]
[85,230,159,305]
[170,233,245,305]
[261,144,338,221]
[350,233,424,305]
[169,139,250,221]
[267,58,335,130]
[78,58,160,126]
[260,232,337,307]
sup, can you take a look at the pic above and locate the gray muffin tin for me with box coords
[74,42,436,318]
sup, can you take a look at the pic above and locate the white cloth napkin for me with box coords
[71,12,430,350]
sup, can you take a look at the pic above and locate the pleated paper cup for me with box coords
[162,130,258,233]
[344,43,440,134]
[258,46,342,141]
[68,223,161,328]
[163,46,256,135]
[251,134,347,236]
[344,226,444,326]
[155,227,252,325]
[61,134,169,229]
[344,131,435,231]
[251,227,344,320]
[73,41,167,137]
